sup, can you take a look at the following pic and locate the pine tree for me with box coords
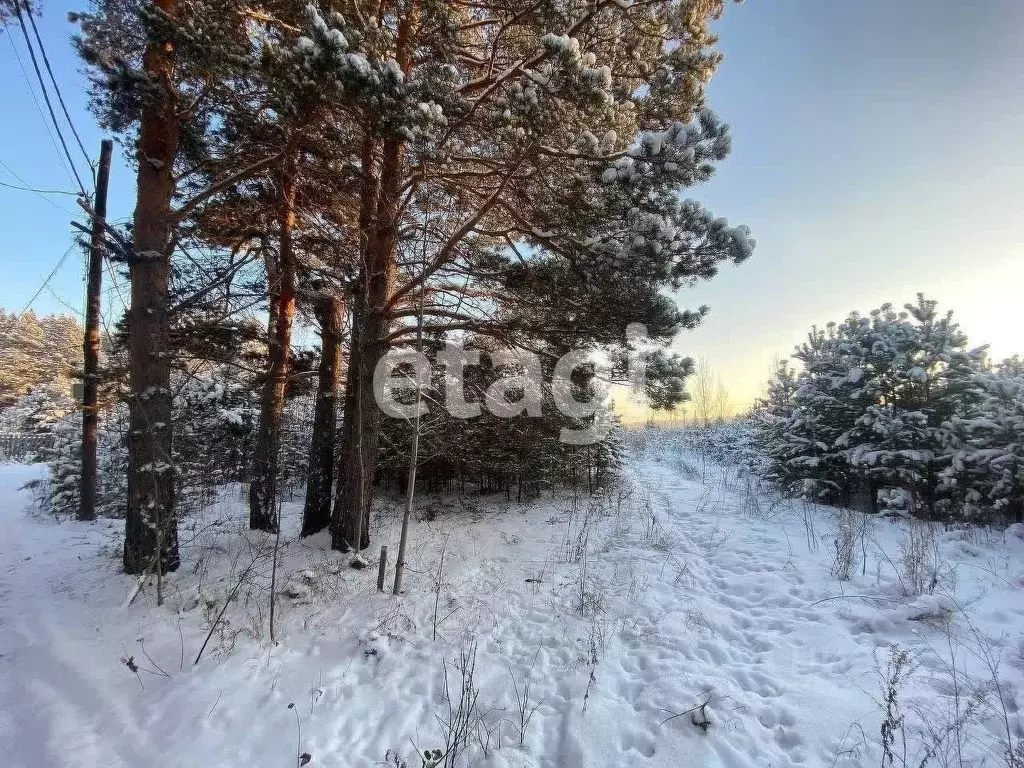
[766,324,862,504]
[0,383,77,435]
[376,336,626,501]
[43,417,83,518]
[72,0,753,561]
[835,298,983,516]
[36,403,129,520]
[173,369,259,511]
[753,359,797,483]
[287,0,756,550]
[757,296,990,518]
[76,0,284,575]
[38,314,83,385]
[244,8,361,532]
[998,355,1024,377]
[0,311,81,417]
[0,310,47,409]
[944,367,1024,522]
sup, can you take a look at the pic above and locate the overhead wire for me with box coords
[3,3,129,357]
[0,175,78,196]
[0,177,79,196]
[44,284,86,319]
[16,242,78,319]
[22,1,94,178]
[0,157,78,215]
[11,0,88,193]
[3,29,80,194]
[6,3,128,328]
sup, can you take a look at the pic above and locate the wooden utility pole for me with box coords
[80,138,112,522]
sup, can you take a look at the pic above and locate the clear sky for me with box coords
[0,1,136,322]
[683,0,1024,409]
[1,1,1023,410]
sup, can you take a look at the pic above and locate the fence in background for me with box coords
[0,433,54,463]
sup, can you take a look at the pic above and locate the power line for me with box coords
[12,0,88,193]
[44,284,85,318]
[22,1,94,177]
[16,242,78,319]
[0,157,77,215]
[4,30,80,192]
[0,177,79,196]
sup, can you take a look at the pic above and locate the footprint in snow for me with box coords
[621,732,657,758]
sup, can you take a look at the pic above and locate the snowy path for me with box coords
[613,461,874,766]
[3,451,1024,768]
[0,466,153,766]
[501,458,880,768]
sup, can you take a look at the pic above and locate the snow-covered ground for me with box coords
[3,437,1024,768]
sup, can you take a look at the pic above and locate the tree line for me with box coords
[0,310,81,425]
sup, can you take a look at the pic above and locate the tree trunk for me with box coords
[330,307,360,544]
[331,132,407,551]
[331,131,378,552]
[301,294,344,536]
[249,157,298,532]
[331,4,420,552]
[332,306,390,551]
[331,185,371,550]
[124,0,181,575]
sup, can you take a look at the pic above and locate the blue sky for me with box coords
[2,1,1023,408]
[685,0,1024,406]
[1,1,136,320]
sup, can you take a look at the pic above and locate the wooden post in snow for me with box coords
[377,546,388,592]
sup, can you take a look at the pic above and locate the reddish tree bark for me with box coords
[331,3,421,552]
[249,156,299,531]
[124,0,181,575]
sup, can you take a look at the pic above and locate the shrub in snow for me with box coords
[752,295,1008,521]
[942,365,1024,523]
[32,369,261,520]
[829,508,860,581]
[30,405,129,519]
[0,382,77,437]
[690,700,713,732]
[900,593,956,624]
[173,372,259,505]
[877,645,916,767]
[898,519,955,596]
[643,420,761,470]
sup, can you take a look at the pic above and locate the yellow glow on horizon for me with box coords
[930,249,1024,363]
[614,248,1024,422]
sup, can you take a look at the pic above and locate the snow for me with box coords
[582,65,612,90]
[540,33,581,59]
[345,52,372,78]
[4,438,1024,767]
